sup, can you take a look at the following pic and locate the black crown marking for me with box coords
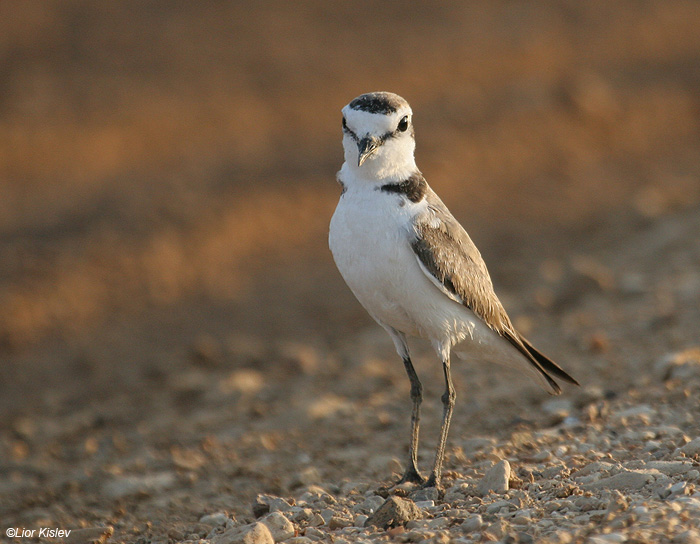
[349,92,404,115]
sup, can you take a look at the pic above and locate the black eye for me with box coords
[342,116,348,130]
[397,115,409,132]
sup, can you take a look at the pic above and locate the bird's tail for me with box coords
[501,331,580,395]
[519,335,580,387]
[454,328,579,395]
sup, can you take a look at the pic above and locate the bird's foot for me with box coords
[397,466,426,485]
[375,466,426,497]
[422,472,443,492]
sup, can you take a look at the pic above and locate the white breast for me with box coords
[329,183,486,347]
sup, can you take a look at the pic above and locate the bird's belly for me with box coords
[330,213,417,332]
[330,196,482,344]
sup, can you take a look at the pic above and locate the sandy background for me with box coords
[1,2,700,543]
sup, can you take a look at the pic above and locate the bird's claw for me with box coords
[397,466,426,485]
[420,473,444,494]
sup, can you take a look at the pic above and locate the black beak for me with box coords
[357,137,380,166]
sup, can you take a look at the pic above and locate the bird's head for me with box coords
[341,92,416,180]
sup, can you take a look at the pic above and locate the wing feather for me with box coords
[410,188,578,393]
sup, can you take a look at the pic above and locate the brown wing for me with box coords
[411,189,578,393]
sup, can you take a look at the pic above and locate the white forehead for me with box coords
[342,92,412,136]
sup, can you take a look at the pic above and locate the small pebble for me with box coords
[212,522,273,544]
[582,469,655,492]
[478,460,511,496]
[354,495,384,514]
[261,512,295,542]
[681,437,700,457]
[426,517,449,529]
[354,514,368,527]
[200,513,230,527]
[365,496,421,529]
[461,514,483,533]
[307,513,324,527]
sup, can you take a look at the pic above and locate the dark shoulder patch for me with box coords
[349,92,403,114]
[380,172,427,203]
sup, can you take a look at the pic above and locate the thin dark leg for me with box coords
[397,355,425,484]
[425,355,456,488]
[382,326,426,485]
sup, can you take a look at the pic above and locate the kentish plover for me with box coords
[329,91,579,488]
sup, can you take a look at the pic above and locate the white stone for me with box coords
[681,437,700,456]
[582,469,655,491]
[292,508,312,522]
[668,481,690,498]
[426,517,449,529]
[212,522,274,544]
[303,527,324,540]
[200,512,231,527]
[269,498,293,513]
[485,500,512,514]
[354,515,368,527]
[307,513,324,527]
[354,495,384,514]
[261,512,295,542]
[642,461,694,476]
[461,514,483,532]
[588,533,626,544]
[572,461,614,479]
[477,460,510,496]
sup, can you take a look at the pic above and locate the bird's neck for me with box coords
[340,158,418,188]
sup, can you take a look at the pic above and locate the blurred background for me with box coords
[1,1,700,538]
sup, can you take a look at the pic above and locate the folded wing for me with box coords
[410,189,579,394]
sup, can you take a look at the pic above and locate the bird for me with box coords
[328,91,579,489]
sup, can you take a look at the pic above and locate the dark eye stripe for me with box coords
[342,120,359,143]
[342,116,413,144]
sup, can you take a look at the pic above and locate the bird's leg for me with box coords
[384,327,425,485]
[398,355,425,484]
[425,354,456,489]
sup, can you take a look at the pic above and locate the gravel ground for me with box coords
[219,371,700,544]
[3,206,700,544]
[2,3,700,544]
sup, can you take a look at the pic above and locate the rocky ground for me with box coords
[3,206,700,544]
[221,371,700,544]
[2,3,700,544]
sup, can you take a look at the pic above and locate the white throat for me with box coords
[341,136,417,183]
